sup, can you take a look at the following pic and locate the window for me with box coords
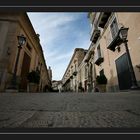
[85,65,88,79]
[110,18,119,39]
[75,64,76,71]
[71,67,73,74]
[97,45,101,57]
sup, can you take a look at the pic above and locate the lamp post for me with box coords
[119,27,138,89]
[8,34,26,90]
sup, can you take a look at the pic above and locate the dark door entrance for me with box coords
[84,80,87,92]
[115,53,132,90]
[20,52,31,92]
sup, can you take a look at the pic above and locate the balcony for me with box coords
[70,75,73,79]
[94,52,104,66]
[98,12,111,28]
[107,29,123,51]
[90,25,100,43]
[87,50,95,62]
[73,71,77,76]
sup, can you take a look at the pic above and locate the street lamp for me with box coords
[8,34,26,90]
[17,34,26,46]
[119,27,138,89]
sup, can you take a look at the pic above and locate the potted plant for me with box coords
[27,70,40,92]
[96,74,107,92]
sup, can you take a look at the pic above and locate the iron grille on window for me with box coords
[110,18,119,39]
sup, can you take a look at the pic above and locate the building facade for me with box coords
[77,43,95,92]
[62,48,87,92]
[61,12,140,93]
[52,80,62,92]
[88,12,140,92]
[0,13,51,92]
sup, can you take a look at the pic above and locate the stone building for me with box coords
[62,48,87,92]
[0,13,51,92]
[52,80,62,92]
[88,12,140,92]
[77,43,94,92]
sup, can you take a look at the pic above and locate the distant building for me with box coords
[52,80,62,92]
[58,81,63,93]
[77,43,94,92]
[62,48,87,92]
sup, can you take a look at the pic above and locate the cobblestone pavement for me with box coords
[0,91,140,128]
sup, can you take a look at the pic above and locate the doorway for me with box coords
[115,53,132,90]
[20,52,31,92]
[84,80,87,92]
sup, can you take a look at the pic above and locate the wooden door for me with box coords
[20,52,31,92]
[115,53,132,90]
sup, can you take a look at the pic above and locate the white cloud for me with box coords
[48,39,90,80]
[28,12,90,80]
[47,51,73,65]
[28,13,83,46]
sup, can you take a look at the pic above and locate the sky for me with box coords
[28,12,91,80]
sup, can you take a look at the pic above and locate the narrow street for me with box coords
[0,91,140,128]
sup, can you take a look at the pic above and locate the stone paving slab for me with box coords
[0,111,35,128]
[0,92,140,128]
[19,111,140,128]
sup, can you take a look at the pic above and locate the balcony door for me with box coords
[115,53,132,90]
[97,45,101,57]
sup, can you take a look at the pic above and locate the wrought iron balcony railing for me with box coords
[94,51,104,66]
[107,28,123,51]
[90,25,100,43]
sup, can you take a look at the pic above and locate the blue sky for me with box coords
[28,12,91,80]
